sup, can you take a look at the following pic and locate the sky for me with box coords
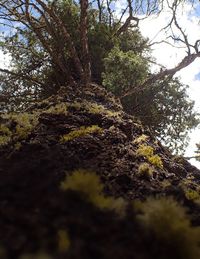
[137,1,200,168]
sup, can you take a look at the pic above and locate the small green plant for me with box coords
[57,230,70,253]
[136,144,163,169]
[60,169,126,214]
[138,162,154,180]
[60,125,102,142]
[135,197,200,259]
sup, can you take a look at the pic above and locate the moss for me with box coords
[70,101,121,117]
[161,179,171,189]
[148,154,163,168]
[0,124,12,146]
[136,144,154,157]
[43,102,68,115]
[185,189,200,203]
[60,169,126,215]
[135,197,200,259]
[136,144,163,169]
[0,124,11,135]
[57,230,70,253]
[4,113,38,140]
[0,135,11,146]
[60,125,103,142]
[180,180,200,204]
[133,134,149,144]
[138,163,154,180]
[0,112,39,147]
[14,142,22,151]
[179,180,200,204]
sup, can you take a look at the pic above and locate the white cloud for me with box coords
[139,2,200,168]
[0,50,10,69]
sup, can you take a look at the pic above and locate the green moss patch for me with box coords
[60,125,103,142]
[60,169,126,215]
[136,144,163,169]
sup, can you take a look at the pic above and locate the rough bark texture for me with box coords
[1,84,200,258]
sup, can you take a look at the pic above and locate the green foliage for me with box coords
[60,169,126,214]
[194,143,200,161]
[136,197,200,259]
[60,125,102,142]
[136,144,163,168]
[123,77,199,153]
[102,47,149,96]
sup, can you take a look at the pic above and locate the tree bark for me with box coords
[80,0,91,85]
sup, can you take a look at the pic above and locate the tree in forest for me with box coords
[0,0,200,153]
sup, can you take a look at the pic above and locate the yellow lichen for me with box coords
[161,179,171,189]
[180,180,200,204]
[0,124,11,135]
[57,230,70,253]
[0,135,11,146]
[133,134,149,144]
[148,155,163,169]
[136,144,163,169]
[138,162,154,179]
[60,169,126,215]
[60,125,102,142]
[185,189,200,203]
[13,113,38,140]
[43,102,68,115]
[14,142,22,151]
[0,124,12,146]
[0,112,39,146]
[70,101,120,117]
[135,197,200,258]
[136,144,154,157]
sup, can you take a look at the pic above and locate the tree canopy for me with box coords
[0,0,199,153]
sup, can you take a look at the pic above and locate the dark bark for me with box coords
[80,0,91,85]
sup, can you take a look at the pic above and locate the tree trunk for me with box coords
[80,0,91,85]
